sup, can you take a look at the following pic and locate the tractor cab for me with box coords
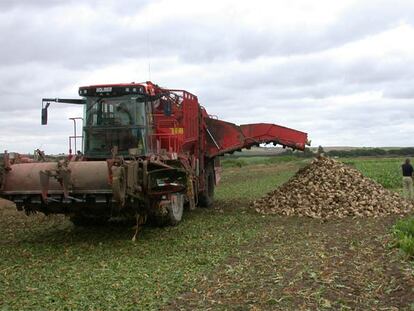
[79,84,151,159]
[41,83,157,159]
[41,81,198,160]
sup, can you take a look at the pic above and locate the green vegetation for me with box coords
[216,162,303,201]
[222,156,405,191]
[332,147,414,158]
[1,156,413,310]
[0,212,263,310]
[393,217,414,258]
[229,146,414,159]
[0,161,299,310]
[221,157,248,168]
[221,155,299,168]
[327,147,388,157]
[343,158,403,190]
[222,156,414,262]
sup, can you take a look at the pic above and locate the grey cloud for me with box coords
[185,53,414,106]
[0,0,152,11]
[1,0,414,69]
[0,63,83,113]
[0,105,83,154]
[0,0,64,10]
[1,0,414,153]
[383,80,414,99]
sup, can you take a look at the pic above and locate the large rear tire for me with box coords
[198,163,215,208]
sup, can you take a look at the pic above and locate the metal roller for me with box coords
[2,161,111,195]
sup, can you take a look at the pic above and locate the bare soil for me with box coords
[1,160,414,310]
[166,209,414,310]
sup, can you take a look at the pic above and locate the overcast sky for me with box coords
[1,0,414,154]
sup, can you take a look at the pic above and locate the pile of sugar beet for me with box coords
[252,156,413,219]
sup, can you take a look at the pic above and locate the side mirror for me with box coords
[41,102,50,125]
[41,108,48,125]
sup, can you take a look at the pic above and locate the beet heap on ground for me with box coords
[252,157,413,219]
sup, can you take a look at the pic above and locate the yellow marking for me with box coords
[171,128,184,135]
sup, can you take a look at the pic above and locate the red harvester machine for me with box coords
[0,82,308,227]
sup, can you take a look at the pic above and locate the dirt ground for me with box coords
[1,202,414,310]
[165,205,414,311]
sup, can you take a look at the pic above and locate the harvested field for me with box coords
[1,157,413,310]
[253,156,413,219]
[166,216,414,311]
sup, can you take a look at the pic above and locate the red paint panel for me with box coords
[206,120,308,158]
[240,123,308,151]
[205,118,245,157]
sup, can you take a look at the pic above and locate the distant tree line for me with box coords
[284,146,414,158]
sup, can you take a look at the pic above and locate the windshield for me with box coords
[83,95,149,157]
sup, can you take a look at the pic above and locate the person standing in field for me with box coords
[402,158,414,200]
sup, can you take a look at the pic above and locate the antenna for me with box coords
[147,32,152,81]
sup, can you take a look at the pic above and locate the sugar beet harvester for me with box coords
[0,82,308,226]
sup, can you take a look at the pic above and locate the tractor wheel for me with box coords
[150,193,184,227]
[69,214,109,227]
[198,163,215,208]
